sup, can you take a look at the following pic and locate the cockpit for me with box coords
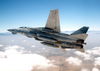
[19,27,27,28]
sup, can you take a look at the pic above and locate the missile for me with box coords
[41,42,84,52]
[37,36,57,42]
[41,42,58,48]
[42,41,83,48]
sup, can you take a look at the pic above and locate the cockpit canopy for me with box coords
[19,27,27,28]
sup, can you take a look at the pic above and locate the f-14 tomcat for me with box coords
[8,9,89,52]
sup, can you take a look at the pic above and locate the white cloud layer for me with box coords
[92,68,99,71]
[74,51,91,60]
[94,57,100,66]
[42,48,45,50]
[0,44,3,47]
[11,40,14,42]
[81,68,100,71]
[74,46,100,67]
[66,57,82,66]
[81,68,90,71]
[0,45,56,71]
[23,40,26,42]
[74,47,100,60]
[31,45,35,47]
[66,49,71,51]
[86,47,100,56]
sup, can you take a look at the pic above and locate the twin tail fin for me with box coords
[70,26,89,40]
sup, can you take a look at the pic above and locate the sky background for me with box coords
[0,0,100,32]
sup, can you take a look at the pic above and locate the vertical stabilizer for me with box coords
[71,26,89,35]
[45,9,60,33]
[70,26,89,40]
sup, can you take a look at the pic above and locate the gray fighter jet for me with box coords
[8,9,89,52]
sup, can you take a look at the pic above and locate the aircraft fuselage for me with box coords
[7,9,89,52]
[8,27,83,49]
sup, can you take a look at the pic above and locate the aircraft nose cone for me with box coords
[7,29,14,32]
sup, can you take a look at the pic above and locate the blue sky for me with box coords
[0,0,100,32]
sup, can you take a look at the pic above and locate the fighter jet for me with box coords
[8,9,89,52]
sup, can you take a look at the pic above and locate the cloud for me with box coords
[23,40,26,42]
[31,45,35,47]
[74,51,92,60]
[81,68,90,71]
[0,45,25,58]
[0,45,56,71]
[66,49,71,51]
[86,47,100,56]
[81,68,99,71]
[42,48,45,50]
[66,57,82,66]
[74,47,100,61]
[94,57,100,66]
[11,40,14,42]
[92,68,99,71]
[74,46,100,69]
[0,44,3,47]
[4,45,24,50]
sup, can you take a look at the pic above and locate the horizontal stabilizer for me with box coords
[70,34,88,40]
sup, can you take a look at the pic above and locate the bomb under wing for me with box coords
[8,9,89,52]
